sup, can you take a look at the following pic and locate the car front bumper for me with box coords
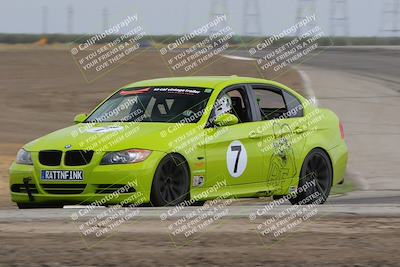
[9,150,166,206]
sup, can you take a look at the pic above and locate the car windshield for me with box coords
[85,86,213,123]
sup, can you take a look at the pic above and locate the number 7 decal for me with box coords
[231,145,242,173]
[226,140,247,178]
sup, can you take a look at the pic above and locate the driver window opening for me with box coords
[213,88,252,123]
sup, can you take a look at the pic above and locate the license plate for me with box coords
[40,170,84,181]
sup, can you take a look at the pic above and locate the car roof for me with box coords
[123,76,281,92]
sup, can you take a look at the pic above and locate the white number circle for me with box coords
[226,140,247,178]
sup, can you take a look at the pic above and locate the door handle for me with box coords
[248,131,262,139]
[293,126,307,134]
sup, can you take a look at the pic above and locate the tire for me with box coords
[289,148,333,205]
[150,154,190,207]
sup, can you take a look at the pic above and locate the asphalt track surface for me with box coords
[1,47,399,219]
[298,47,400,205]
[0,202,400,222]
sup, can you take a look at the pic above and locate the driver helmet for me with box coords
[215,94,232,117]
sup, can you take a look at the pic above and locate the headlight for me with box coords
[16,149,33,165]
[100,149,151,165]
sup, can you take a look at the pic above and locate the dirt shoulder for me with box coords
[0,217,399,266]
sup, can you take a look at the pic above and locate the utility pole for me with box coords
[102,7,109,32]
[243,0,262,37]
[42,6,48,34]
[330,0,349,37]
[380,0,400,36]
[208,0,229,36]
[67,5,74,34]
[183,0,191,34]
[295,0,317,36]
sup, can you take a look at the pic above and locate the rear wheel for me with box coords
[289,148,332,205]
[150,154,190,207]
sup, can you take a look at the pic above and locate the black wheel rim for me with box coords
[158,158,186,203]
[304,153,330,199]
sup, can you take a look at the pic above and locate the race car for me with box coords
[9,76,348,208]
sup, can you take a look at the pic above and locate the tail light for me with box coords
[339,121,345,139]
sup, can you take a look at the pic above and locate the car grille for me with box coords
[95,184,136,194]
[65,150,94,166]
[39,150,94,166]
[41,184,86,194]
[39,150,62,166]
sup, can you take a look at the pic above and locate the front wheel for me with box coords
[289,148,332,205]
[150,154,190,207]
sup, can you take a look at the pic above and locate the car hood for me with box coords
[24,122,198,152]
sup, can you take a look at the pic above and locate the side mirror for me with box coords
[74,113,87,124]
[213,113,238,127]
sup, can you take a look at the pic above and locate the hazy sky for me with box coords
[0,0,389,36]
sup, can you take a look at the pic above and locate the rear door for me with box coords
[250,84,307,192]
